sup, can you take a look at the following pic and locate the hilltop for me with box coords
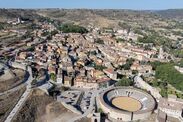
[155,9,183,20]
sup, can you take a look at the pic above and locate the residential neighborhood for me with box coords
[0,4,183,122]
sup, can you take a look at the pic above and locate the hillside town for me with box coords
[1,9,183,122]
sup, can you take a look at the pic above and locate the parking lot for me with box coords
[80,91,92,112]
[57,89,94,113]
[57,90,82,106]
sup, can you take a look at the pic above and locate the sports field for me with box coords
[112,96,142,112]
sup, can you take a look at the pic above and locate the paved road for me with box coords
[4,65,33,122]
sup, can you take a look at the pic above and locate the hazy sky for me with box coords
[0,0,183,10]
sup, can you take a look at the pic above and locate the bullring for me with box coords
[98,87,156,121]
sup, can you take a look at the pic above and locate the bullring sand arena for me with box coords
[112,96,142,112]
[98,87,156,121]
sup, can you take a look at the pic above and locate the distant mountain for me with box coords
[36,9,158,28]
[1,8,183,21]
[0,9,43,21]
[1,8,183,28]
[154,9,183,20]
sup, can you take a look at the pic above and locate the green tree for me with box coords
[50,73,56,81]
[172,50,183,58]
[122,58,134,70]
[51,30,58,36]
[160,88,168,98]
[0,24,4,30]
[149,61,165,70]
[155,63,183,92]
[94,64,107,71]
[116,77,133,86]
[41,31,50,37]
[95,38,104,44]
[132,70,138,75]
[59,23,88,34]
[116,38,125,43]
[118,22,131,30]
[150,80,159,87]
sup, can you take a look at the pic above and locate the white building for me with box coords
[56,69,63,84]
[158,95,183,119]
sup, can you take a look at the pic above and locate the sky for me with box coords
[0,0,183,10]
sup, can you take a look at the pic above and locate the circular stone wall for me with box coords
[98,87,156,121]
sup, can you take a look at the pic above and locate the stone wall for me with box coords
[61,102,82,115]
[134,75,161,100]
